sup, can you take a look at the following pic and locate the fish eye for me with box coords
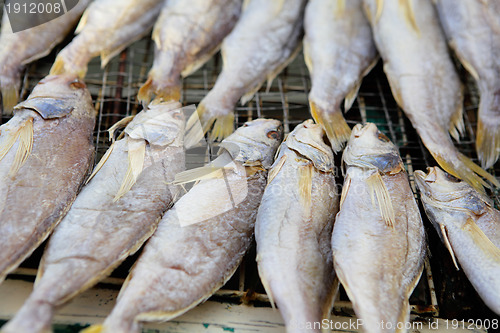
[377,131,390,142]
[267,130,280,140]
[243,123,250,127]
[172,112,183,120]
[69,79,86,89]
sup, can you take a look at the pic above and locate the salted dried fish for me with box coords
[415,166,500,315]
[0,100,186,333]
[0,75,95,286]
[255,120,339,332]
[303,0,377,152]
[186,0,305,143]
[82,119,282,333]
[137,0,242,104]
[50,0,165,78]
[435,0,500,169]
[331,123,426,333]
[0,0,90,114]
[362,0,499,193]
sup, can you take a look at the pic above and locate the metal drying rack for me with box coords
[3,30,500,330]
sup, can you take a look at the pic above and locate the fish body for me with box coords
[435,0,500,169]
[82,119,282,333]
[0,0,90,113]
[50,0,165,78]
[187,0,305,142]
[138,0,242,104]
[0,101,186,333]
[415,167,500,315]
[0,75,95,286]
[303,0,377,152]
[331,123,426,333]
[362,0,498,193]
[255,120,339,332]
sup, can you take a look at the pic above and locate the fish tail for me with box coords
[50,54,87,78]
[81,324,104,333]
[476,90,500,169]
[209,113,234,142]
[310,101,351,152]
[476,118,500,170]
[432,151,499,194]
[1,75,20,115]
[137,76,181,105]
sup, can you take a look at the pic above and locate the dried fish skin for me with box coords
[50,0,165,78]
[332,123,426,333]
[0,101,186,333]
[303,0,377,152]
[138,0,242,104]
[186,0,306,143]
[362,0,499,194]
[415,166,500,315]
[82,119,282,333]
[0,0,91,114]
[255,120,339,332]
[0,75,96,287]
[435,0,500,169]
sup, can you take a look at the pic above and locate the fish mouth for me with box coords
[352,123,377,137]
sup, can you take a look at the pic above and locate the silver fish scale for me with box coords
[2,22,500,323]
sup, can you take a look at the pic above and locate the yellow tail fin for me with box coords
[50,56,87,78]
[137,76,181,105]
[476,116,500,170]
[209,113,234,142]
[309,101,351,152]
[185,103,234,145]
[432,151,499,195]
[1,78,20,115]
[80,324,103,333]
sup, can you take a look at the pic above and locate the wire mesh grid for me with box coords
[4,32,500,322]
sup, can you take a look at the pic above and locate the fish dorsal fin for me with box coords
[75,8,90,34]
[367,171,395,228]
[339,174,351,209]
[344,81,362,112]
[398,0,420,34]
[86,142,115,184]
[448,86,465,142]
[463,217,500,263]
[267,153,287,185]
[298,163,313,209]
[256,254,277,309]
[0,116,34,177]
[113,139,146,201]
[440,224,459,270]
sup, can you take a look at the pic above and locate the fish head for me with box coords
[14,74,94,119]
[284,119,335,172]
[415,167,490,223]
[125,101,186,147]
[342,123,403,173]
[219,118,283,169]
